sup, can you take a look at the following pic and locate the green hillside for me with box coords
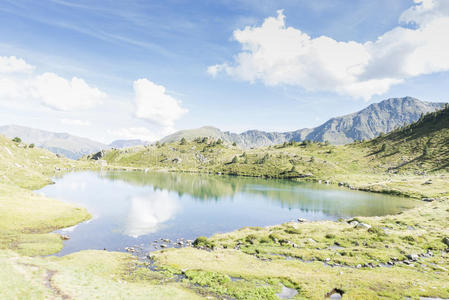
[97,106,449,198]
[368,103,449,172]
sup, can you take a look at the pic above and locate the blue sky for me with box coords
[0,0,448,142]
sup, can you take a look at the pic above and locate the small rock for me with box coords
[406,254,419,261]
[422,198,435,202]
[442,237,449,247]
[349,221,359,226]
[160,244,167,248]
[356,223,372,229]
[61,234,70,240]
[297,218,307,223]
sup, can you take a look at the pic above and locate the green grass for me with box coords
[152,197,449,299]
[0,250,204,300]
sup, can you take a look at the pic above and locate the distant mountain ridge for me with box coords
[161,97,445,148]
[109,139,149,148]
[0,125,149,159]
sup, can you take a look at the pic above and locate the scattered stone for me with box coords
[276,285,298,299]
[327,288,344,299]
[349,221,359,226]
[356,223,372,229]
[297,218,307,223]
[160,244,167,248]
[442,237,449,247]
[406,254,419,261]
[172,158,182,164]
[422,198,435,202]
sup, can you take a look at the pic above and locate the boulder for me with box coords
[356,223,372,229]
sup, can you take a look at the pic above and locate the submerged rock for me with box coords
[60,234,70,240]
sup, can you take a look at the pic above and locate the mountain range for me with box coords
[1,97,445,158]
[161,97,445,148]
[0,125,148,159]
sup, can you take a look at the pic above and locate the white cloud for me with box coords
[209,1,449,99]
[108,127,157,142]
[0,56,35,74]
[0,56,106,111]
[32,72,106,110]
[60,118,90,126]
[134,78,188,130]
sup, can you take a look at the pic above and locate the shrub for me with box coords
[231,156,238,164]
[28,143,35,148]
[180,137,187,145]
[367,226,386,236]
[193,236,215,249]
[284,227,301,235]
[12,137,21,143]
[257,154,270,164]
[245,234,258,244]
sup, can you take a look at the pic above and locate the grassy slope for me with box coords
[0,135,92,255]
[0,135,208,299]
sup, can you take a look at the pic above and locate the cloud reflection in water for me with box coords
[124,191,179,238]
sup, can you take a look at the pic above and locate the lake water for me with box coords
[37,171,415,256]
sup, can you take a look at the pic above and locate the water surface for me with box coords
[37,171,415,256]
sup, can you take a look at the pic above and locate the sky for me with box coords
[0,0,448,143]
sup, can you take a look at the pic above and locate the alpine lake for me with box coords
[37,171,416,256]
